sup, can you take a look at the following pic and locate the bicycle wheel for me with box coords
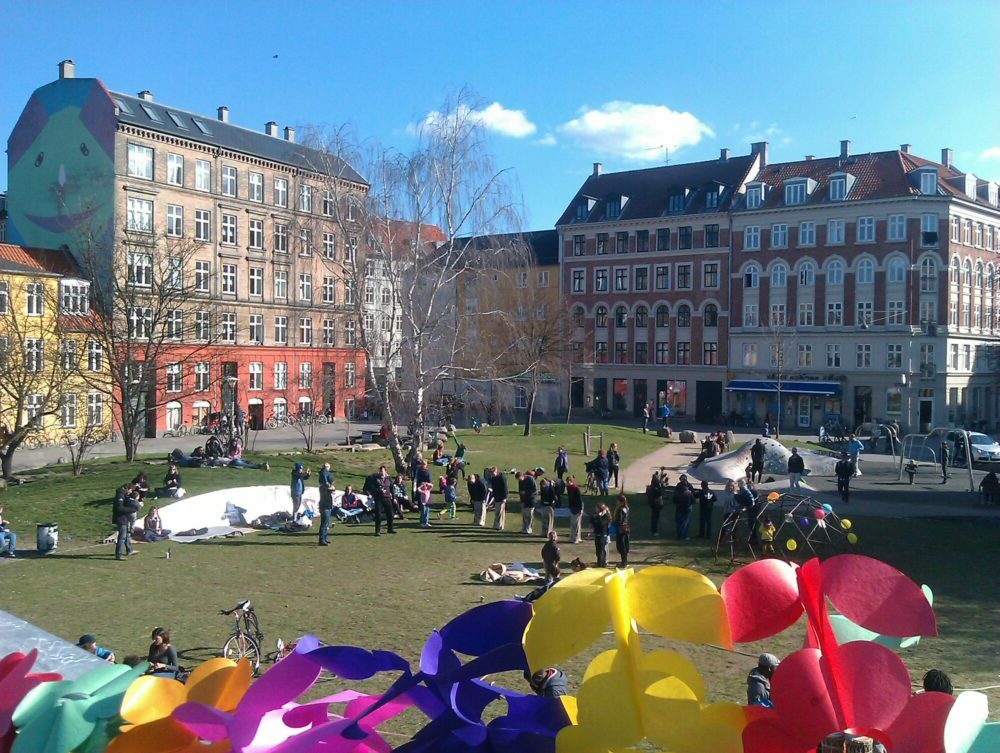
[266,417,278,429]
[315,414,328,425]
[223,632,261,672]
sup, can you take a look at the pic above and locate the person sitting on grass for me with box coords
[147,627,180,678]
[131,472,150,502]
[392,473,412,517]
[156,464,184,499]
[922,668,954,695]
[205,434,225,463]
[141,506,172,542]
[77,634,115,663]
[0,505,17,558]
[226,437,269,471]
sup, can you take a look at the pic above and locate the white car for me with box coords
[949,431,1000,462]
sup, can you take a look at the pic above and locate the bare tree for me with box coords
[77,233,222,461]
[60,415,108,477]
[302,92,521,470]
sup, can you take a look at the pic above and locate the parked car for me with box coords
[946,430,1000,462]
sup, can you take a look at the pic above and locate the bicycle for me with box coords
[220,599,264,672]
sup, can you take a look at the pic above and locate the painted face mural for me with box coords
[7,79,116,249]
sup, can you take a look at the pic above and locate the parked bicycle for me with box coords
[220,599,264,672]
[163,424,191,439]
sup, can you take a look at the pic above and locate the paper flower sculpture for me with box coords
[106,657,250,753]
[721,555,951,753]
[828,585,934,650]
[0,651,61,753]
[11,661,146,753]
[523,566,748,753]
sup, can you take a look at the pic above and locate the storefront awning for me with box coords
[726,380,841,396]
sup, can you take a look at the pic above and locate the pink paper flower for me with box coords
[0,650,61,753]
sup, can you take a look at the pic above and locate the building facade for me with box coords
[6,60,368,432]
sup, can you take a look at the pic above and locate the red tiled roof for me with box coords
[0,243,81,277]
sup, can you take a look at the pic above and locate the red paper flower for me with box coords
[0,650,61,753]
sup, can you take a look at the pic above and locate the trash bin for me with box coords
[36,522,58,553]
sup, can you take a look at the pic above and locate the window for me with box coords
[319,190,334,216]
[703,262,719,288]
[127,307,152,339]
[344,281,355,305]
[128,253,152,287]
[247,171,263,202]
[829,176,847,201]
[573,306,585,327]
[323,319,336,345]
[165,363,182,392]
[299,273,312,302]
[744,226,760,249]
[888,214,906,241]
[194,311,210,340]
[742,343,758,367]
[240,361,261,391]
[886,344,903,369]
[614,268,628,291]
[299,317,312,345]
[274,315,288,344]
[920,343,935,368]
[60,281,89,313]
[60,393,77,428]
[247,218,263,249]
[656,228,670,251]
[827,344,841,368]
[636,230,649,253]
[614,306,627,327]
[705,188,719,209]
[166,153,184,186]
[888,300,905,324]
[888,257,907,283]
[856,301,873,326]
[221,312,236,342]
[127,143,153,179]
[770,303,786,326]
[221,263,237,295]
[746,185,762,209]
[538,270,550,287]
[655,265,670,290]
[771,224,788,248]
[299,229,312,256]
[126,197,153,232]
[192,361,209,391]
[244,266,263,298]
[606,197,621,218]
[676,304,691,327]
[676,342,691,365]
[364,283,375,304]
[299,184,312,212]
[516,271,528,288]
[322,276,336,303]
[827,259,844,285]
[857,258,874,284]
[249,314,263,343]
[703,304,718,327]
[785,182,806,205]
[921,213,938,246]
[595,306,608,328]
[963,344,971,370]
[744,264,759,288]
[676,264,692,289]
[614,342,628,363]
[976,261,984,288]
[635,342,648,364]
[827,302,843,325]
[703,342,718,365]
[165,309,183,340]
[963,219,972,245]
[221,165,238,197]
[344,362,356,387]
[318,233,335,261]
[856,343,872,368]
[634,267,648,291]
[798,302,814,326]
[87,392,103,425]
[221,214,237,245]
[857,216,875,243]
[919,258,937,292]
[704,224,719,248]
[195,159,211,191]
[655,305,669,327]
[963,302,971,327]
[827,219,845,244]
[188,210,209,244]
[797,262,815,287]
[274,270,288,300]
[920,171,937,195]
[274,177,288,207]
[951,218,961,243]
[594,269,608,292]
[193,260,210,292]
[0,282,7,314]
[798,344,813,367]
[962,258,972,286]
[655,342,669,364]
[299,362,313,388]
[274,362,288,390]
[616,232,629,254]
[678,226,692,249]
[58,339,76,371]
[82,339,103,372]
[571,269,585,293]
[24,393,44,423]
[950,343,959,369]
[949,301,958,325]
[635,305,648,327]
[771,263,787,287]
[596,234,607,255]
[273,223,289,253]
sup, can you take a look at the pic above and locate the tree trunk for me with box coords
[1,450,14,481]
[523,371,539,437]
[379,383,407,474]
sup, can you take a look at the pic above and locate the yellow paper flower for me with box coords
[107,658,251,753]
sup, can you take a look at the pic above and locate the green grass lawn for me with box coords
[1,423,997,735]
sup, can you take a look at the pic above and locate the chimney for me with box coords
[900,144,911,154]
[751,141,768,168]
[138,90,153,101]
[265,121,279,137]
[592,162,602,177]
[805,155,815,161]
[57,59,75,79]
[217,106,229,123]
[840,140,851,159]
[720,147,731,161]
[941,148,953,168]
[284,126,295,143]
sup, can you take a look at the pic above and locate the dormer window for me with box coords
[667,191,687,213]
[989,183,999,207]
[575,201,588,221]
[606,197,622,219]
[60,280,90,315]
[919,169,938,196]
[964,174,977,200]
[705,190,719,209]
[829,176,847,201]
[746,184,763,209]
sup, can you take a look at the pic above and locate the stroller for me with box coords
[584,459,600,494]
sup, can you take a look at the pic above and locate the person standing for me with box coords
[518,471,538,535]
[750,439,765,484]
[541,531,561,582]
[590,502,611,567]
[538,476,557,537]
[593,450,610,496]
[673,475,695,540]
[468,473,488,526]
[696,480,717,540]
[660,403,671,428]
[566,476,584,543]
[612,494,630,567]
[417,481,434,528]
[607,443,621,490]
[366,465,395,536]
[490,467,508,530]
[835,452,854,503]
[554,447,569,480]
[113,483,141,561]
[847,434,864,477]
[646,471,665,537]
[317,463,335,546]
[642,405,650,434]
[940,439,951,482]
[443,477,458,520]
[290,463,310,518]
[787,447,805,491]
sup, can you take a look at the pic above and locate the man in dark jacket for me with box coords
[750,439,766,483]
[736,478,760,544]
[747,653,779,706]
[467,473,488,526]
[835,452,854,503]
[365,465,395,536]
[317,462,335,546]
[528,668,569,698]
[646,472,665,537]
[673,475,695,540]
[538,477,557,537]
[490,467,508,530]
[519,471,538,535]
[541,530,561,582]
[113,484,141,560]
[787,447,805,491]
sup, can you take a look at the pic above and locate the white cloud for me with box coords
[981,146,1000,160]
[734,121,793,146]
[535,133,557,146]
[557,101,714,161]
[409,102,536,138]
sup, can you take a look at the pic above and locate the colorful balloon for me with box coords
[841,519,852,530]
[767,492,780,502]
[785,539,798,551]
[847,532,859,545]
[814,509,826,519]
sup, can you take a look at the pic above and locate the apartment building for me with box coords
[556,147,763,422]
[729,141,1000,433]
[0,193,7,242]
[6,60,368,432]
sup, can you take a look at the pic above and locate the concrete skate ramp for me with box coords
[689,438,839,483]
[0,609,106,679]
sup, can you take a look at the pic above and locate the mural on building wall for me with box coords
[6,79,115,251]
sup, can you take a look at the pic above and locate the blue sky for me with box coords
[3,1,999,228]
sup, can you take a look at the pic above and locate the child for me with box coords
[759,516,776,556]
[418,481,434,528]
[443,477,458,519]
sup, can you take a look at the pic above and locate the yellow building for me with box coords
[0,243,111,448]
